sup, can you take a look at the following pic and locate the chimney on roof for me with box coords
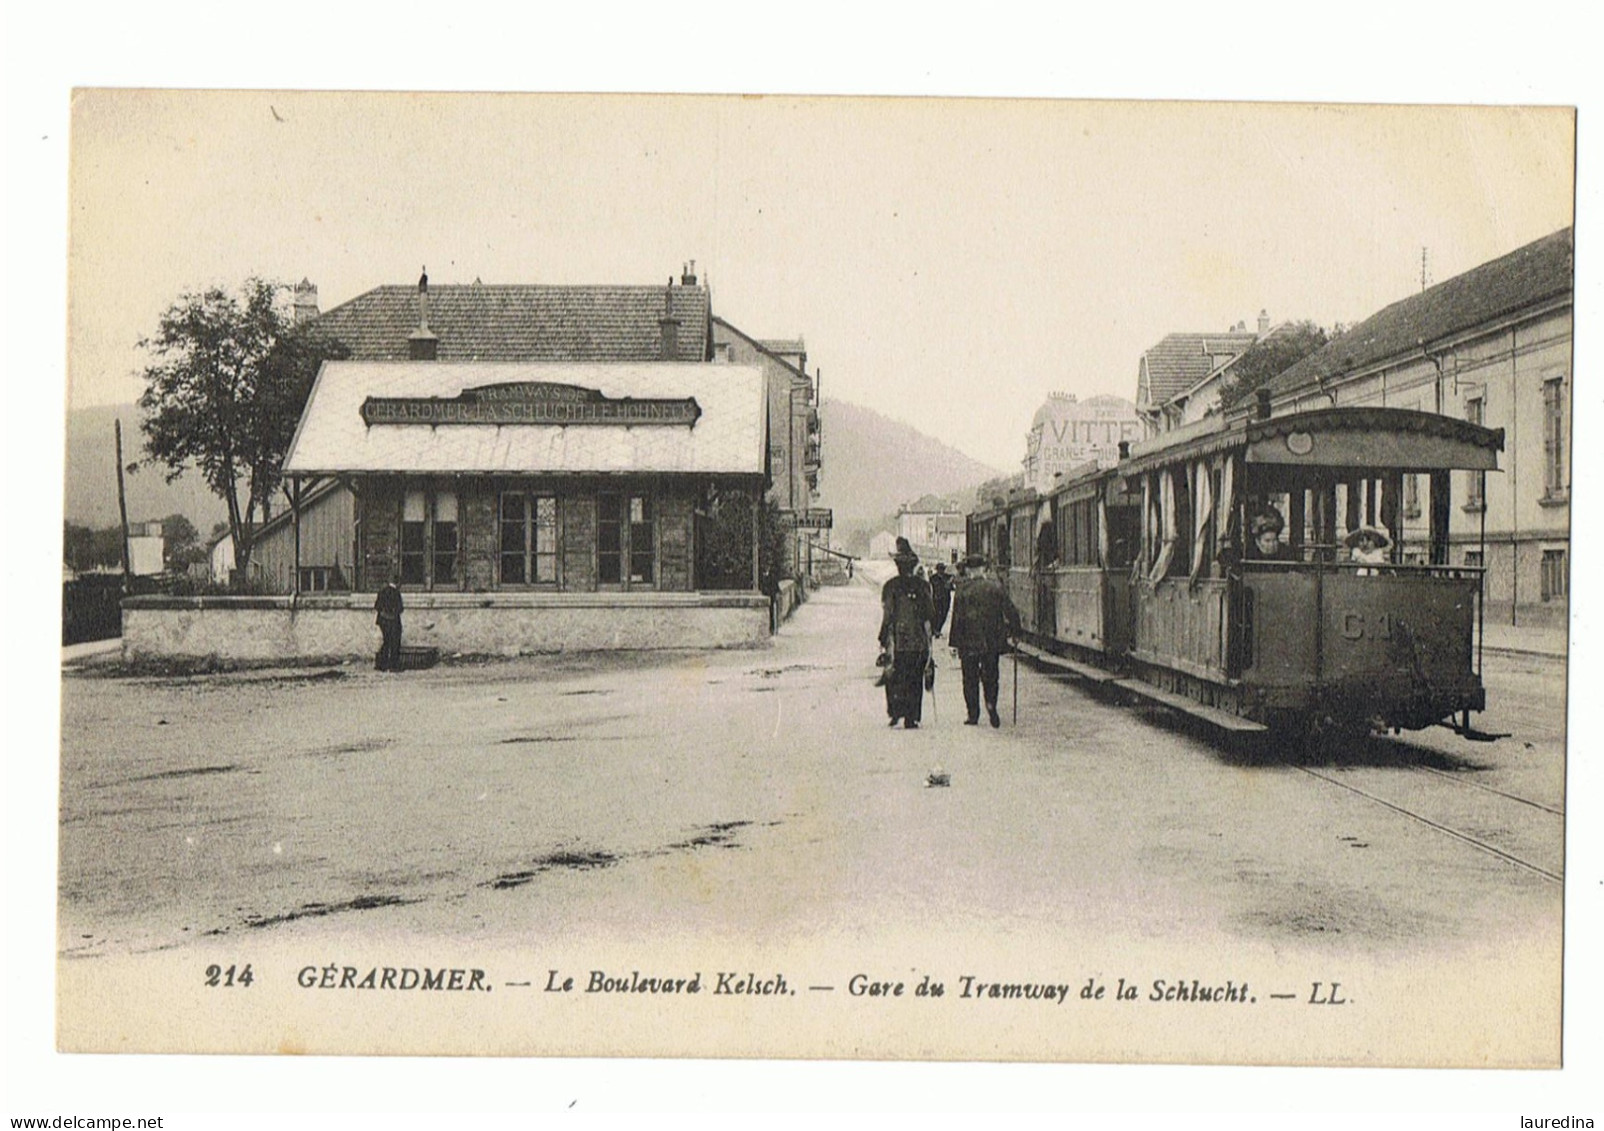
[681,260,698,286]
[659,283,681,360]
[408,266,439,361]
[1257,309,1270,334]
[293,278,319,325]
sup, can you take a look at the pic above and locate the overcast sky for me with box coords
[68,93,1573,471]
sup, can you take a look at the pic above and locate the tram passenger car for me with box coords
[969,406,1503,737]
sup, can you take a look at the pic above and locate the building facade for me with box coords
[1260,227,1573,627]
[896,502,966,565]
[710,318,822,581]
[128,359,771,660]
[1021,392,1143,493]
[1135,322,1262,434]
[251,269,828,602]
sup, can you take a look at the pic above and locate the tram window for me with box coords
[1172,469,1192,577]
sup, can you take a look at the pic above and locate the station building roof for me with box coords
[284,361,766,477]
[311,282,712,363]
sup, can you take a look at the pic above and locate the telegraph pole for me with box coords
[114,418,133,588]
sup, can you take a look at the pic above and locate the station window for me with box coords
[1463,550,1483,570]
[499,492,558,585]
[401,489,459,589]
[297,566,341,592]
[433,492,458,586]
[1541,549,1567,602]
[598,493,655,586]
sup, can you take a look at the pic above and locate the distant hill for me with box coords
[815,399,1006,553]
[64,403,228,531]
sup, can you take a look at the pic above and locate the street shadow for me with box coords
[1100,690,1494,773]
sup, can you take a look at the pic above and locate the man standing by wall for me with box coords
[948,555,1021,728]
[374,576,403,671]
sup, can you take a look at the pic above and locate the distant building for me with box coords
[868,530,898,561]
[1135,321,1263,434]
[1021,392,1143,493]
[218,480,352,591]
[208,531,235,583]
[128,521,164,576]
[1261,227,1573,627]
[711,319,821,582]
[896,499,966,565]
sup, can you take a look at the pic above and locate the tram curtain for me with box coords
[1138,474,1155,581]
[1189,458,1214,584]
[1097,495,1110,568]
[1150,469,1177,582]
[1217,455,1236,560]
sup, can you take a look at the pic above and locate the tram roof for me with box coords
[1120,406,1503,477]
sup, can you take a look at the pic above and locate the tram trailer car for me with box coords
[970,407,1503,739]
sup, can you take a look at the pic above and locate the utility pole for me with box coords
[114,418,133,589]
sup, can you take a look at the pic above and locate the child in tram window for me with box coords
[1344,525,1392,574]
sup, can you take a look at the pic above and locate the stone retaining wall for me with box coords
[122,592,771,662]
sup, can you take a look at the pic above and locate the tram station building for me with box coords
[125,359,770,660]
[122,270,809,660]
[1261,227,1573,627]
[249,272,822,597]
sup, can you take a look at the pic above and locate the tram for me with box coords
[968,405,1504,738]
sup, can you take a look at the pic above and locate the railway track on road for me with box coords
[1408,763,1564,815]
[1293,765,1563,884]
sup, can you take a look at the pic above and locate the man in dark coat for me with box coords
[947,554,1021,727]
[929,561,955,638]
[374,577,403,671]
[878,537,934,729]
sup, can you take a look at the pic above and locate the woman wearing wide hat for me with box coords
[877,537,935,729]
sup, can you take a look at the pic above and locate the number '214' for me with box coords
[204,963,254,987]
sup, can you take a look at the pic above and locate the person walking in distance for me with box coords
[948,554,1021,727]
[878,537,935,729]
[375,576,404,671]
[929,560,955,639]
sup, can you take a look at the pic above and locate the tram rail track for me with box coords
[1293,765,1562,884]
[1407,763,1563,816]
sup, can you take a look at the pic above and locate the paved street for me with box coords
[60,573,1565,965]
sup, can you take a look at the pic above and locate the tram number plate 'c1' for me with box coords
[1340,611,1395,640]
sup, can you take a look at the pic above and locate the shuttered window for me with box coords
[1543,377,1567,500]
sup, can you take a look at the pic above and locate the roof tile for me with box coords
[312,284,712,363]
[1138,331,1258,405]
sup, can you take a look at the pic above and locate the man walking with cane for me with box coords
[948,554,1022,728]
